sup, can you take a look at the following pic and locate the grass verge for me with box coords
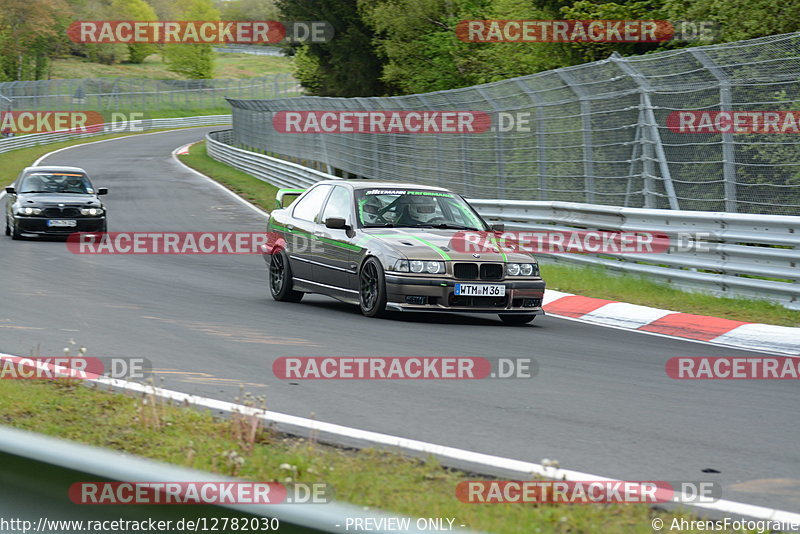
[0,378,730,534]
[50,52,293,79]
[178,140,278,211]
[178,144,799,327]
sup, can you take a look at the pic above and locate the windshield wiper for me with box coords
[20,190,50,193]
[363,222,395,228]
[430,223,480,230]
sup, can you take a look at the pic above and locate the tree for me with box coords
[0,0,69,80]
[163,0,219,79]
[112,0,159,64]
[216,0,280,21]
[278,0,386,96]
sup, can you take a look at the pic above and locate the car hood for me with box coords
[361,228,535,262]
[16,193,99,205]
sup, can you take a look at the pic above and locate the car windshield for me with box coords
[355,188,486,230]
[19,172,93,194]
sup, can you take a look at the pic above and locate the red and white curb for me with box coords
[174,142,195,155]
[543,290,799,356]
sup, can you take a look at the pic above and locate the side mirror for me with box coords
[97,188,108,195]
[5,186,15,194]
[325,217,348,230]
[490,223,504,232]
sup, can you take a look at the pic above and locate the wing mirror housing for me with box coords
[97,188,108,195]
[5,186,15,194]
[325,217,349,230]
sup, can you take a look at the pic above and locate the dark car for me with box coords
[4,166,108,239]
[264,181,546,324]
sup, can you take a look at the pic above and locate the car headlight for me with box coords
[17,207,42,216]
[389,259,410,272]
[408,260,445,274]
[80,208,104,216]
[507,263,539,276]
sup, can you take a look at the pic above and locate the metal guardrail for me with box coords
[214,45,284,56]
[206,131,800,309]
[207,130,339,189]
[0,425,430,533]
[0,115,232,155]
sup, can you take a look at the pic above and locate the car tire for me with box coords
[499,314,536,325]
[4,216,10,237]
[359,257,389,318]
[10,219,21,240]
[269,249,304,302]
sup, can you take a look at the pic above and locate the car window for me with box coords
[20,172,92,194]
[355,189,485,229]
[320,186,352,223]
[292,184,332,222]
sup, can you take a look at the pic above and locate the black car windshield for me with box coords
[19,172,93,194]
[355,188,486,230]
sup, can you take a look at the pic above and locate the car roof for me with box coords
[315,180,452,193]
[22,166,88,174]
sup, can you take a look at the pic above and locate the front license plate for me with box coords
[47,219,76,228]
[454,283,505,296]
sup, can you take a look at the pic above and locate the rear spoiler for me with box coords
[275,188,305,209]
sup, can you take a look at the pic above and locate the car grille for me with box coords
[453,262,504,280]
[42,207,82,217]
[448,294,508,308]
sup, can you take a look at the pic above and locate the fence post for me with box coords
[690,48,737,213]
[513,79,548,201]
[475,86,506,199]
[556,69,595,204]
[610,52,680,210]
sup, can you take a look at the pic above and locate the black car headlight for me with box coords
[80,208,104,216]
[507,263,539,276]
[390,259,445,274]
[16,207,42,216]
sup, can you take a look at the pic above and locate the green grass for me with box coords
[50,52,293,80]
[0,379,738,534]
[540,263,800,327]
[178,140,278,210]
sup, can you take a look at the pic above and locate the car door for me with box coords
[314,185,358,291]
[286,184,332,281]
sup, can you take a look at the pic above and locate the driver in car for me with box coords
[396,195,438,226]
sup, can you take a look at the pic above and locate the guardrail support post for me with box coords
[611,53,680,210]
[513,79,548,200]
[690,49,737,213]
[556,70,595,204]
[476,86,507,199]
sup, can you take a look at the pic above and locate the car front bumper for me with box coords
[13,216,105,236]
[384,274,546,314]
